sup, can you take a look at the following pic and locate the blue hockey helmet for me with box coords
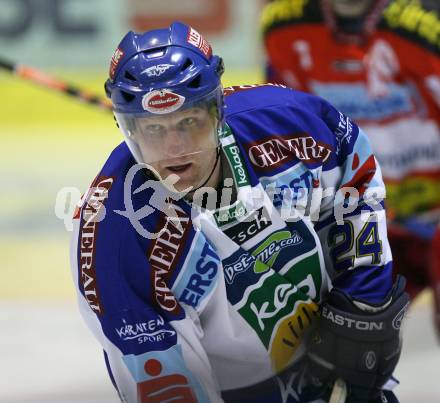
[104,22,225,168]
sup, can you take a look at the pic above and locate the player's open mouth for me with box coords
[166,163,192,173]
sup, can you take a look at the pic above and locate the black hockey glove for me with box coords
[304,275,410,402]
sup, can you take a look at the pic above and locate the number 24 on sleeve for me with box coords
[328,215,383,271]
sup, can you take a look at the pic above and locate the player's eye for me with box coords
[144,124,165,135]
[178,117,199,129]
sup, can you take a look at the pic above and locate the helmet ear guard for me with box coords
[104,79,111,99]
[216,57,225,77]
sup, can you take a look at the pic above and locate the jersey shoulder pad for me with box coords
[76,142,177,318]
[79,142,133,224]
[223,83,334,128]
[224,85,355,171]
[82,142,135,225]
[380,0,440,54]
[261,0,323,35]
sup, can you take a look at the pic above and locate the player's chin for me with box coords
[179,171,213,193]
[171,177,199,193]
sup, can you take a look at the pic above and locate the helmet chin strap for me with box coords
[186,145,222,197]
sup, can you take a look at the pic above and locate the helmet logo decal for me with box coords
[142,90,185,114]
[141,64,174,77]
[109,47,125,80]
[187,26,212,58]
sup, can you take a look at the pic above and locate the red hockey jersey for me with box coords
[263,0,440,221]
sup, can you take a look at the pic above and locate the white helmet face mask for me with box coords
[115,88,221,193]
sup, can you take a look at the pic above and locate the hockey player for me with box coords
[262,0,440,339]
[71,22,409,402]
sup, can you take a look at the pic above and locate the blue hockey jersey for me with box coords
[70,84,393,403]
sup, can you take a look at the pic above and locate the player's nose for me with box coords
[163,127,188,156]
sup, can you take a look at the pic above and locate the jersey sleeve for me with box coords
[69,176,222,403]
[314,100,394,303]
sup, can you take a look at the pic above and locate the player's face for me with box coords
[133,107,220,192]
[332,0,373,17]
